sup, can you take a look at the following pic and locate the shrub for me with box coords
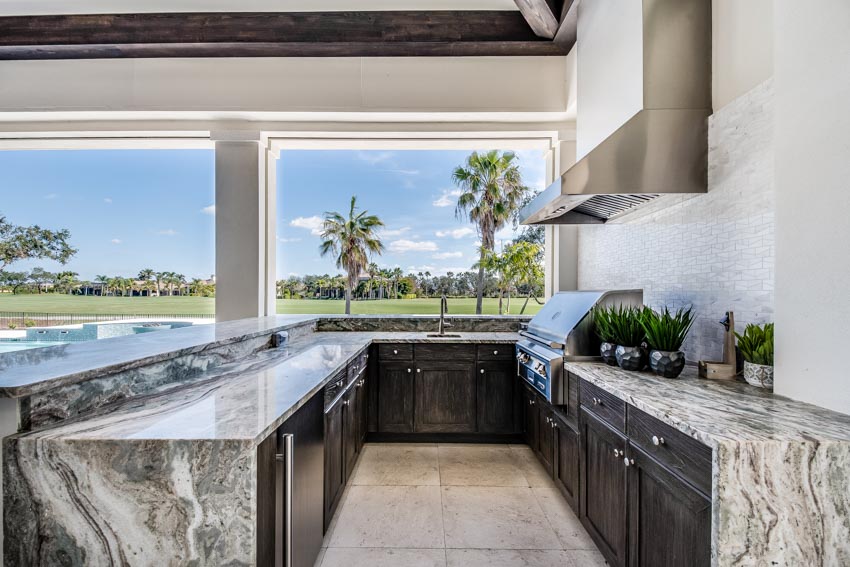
[607,305,649,347]
[23,319,36,327]
[641,307,695,352]
[7,322,17,329]
[736,323,774,366]
[592,305,617,343]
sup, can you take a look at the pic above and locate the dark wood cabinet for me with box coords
[521,385,539,451]
[414,361,476,433]
[342,385,359,479]
[377,361,414,432]
[553,412,580,511]
[580,408,628,567]
[536,405,555,476]
[258,392,324,567]
[627,444,711,567]
[356,373,368,452]
[476,361,517,434]
[323,399,344,531]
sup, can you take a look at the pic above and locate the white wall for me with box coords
[712,0,774,111]
[773,1,850,414]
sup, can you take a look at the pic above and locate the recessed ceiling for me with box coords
[0,0,519,16]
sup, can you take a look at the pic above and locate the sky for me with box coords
[0,148,545,281]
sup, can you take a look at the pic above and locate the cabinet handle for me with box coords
[612,448,619,458]
[480,369,485,374]
[652,435,665,446]
[530,399,536,405]
[416,368,421,373]
[276,433,294,567]
[393,349,398,354]
[343,400,350,406]
[493,350,499,355]
[624,456,632,468]
[591,397,603,406]
[407,368,412,373]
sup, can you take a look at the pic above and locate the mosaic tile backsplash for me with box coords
[577,79,775,363]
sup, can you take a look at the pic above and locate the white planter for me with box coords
[743,361,774,390]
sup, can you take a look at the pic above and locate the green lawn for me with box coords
[0,294,543,316]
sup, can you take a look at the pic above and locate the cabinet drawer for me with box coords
[627,406,712,495]
[378,343,413,361]
[477,344,514,361]
[580,379,626,432]
[347,349,369,382]
[324,369,348,410]
[416,343,475,361]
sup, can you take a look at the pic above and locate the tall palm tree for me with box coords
[95,274,109,297]
[452,150,528,314]
[138,268,155,297]
[367,262,379,299]
[391,267,404,299]
[319,196,384,315]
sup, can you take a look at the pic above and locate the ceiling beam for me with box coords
[513,0,560,38]
[0,11,569,60]
[553,0,579,50]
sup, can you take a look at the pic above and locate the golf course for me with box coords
[0,295,543,316]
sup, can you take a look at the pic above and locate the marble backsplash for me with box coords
[316,315,529,333]
[577,80,775,363]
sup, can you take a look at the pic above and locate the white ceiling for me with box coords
[0,0,518,16]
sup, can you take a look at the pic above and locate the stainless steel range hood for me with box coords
[521,0,712,225]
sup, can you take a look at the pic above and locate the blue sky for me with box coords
[0,148,545,281]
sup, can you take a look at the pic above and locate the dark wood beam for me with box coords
[553,0,579,51]
[0,11,569,60]
[513,0,560,38]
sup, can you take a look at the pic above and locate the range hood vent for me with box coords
[520,0,712,225]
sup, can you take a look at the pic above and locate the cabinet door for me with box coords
[377,361,415,432]
[521,386,539,451]
[476,361,516,434]
[323,401,344,532]
[414,361,476,433]
[580,409,628,567]
[628,445,711,567]
[537,405,555,476]
[553,413,580,512]
[356,374,368,451]
[342,386,358,482]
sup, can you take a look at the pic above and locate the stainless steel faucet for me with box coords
[439,294,452,336]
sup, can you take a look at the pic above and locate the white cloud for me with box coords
[357,151,394,165]
[432,189,462,208]
[432,251,463,260]
[44,193,58,200]
[495,226,518,242]
[156,229,179,236]
[383,169,420,176]
[379,227,411,238]
[110,238,122,244]
[435,227,475,239]
[278,237,302,243]
[409,265,472,276]
[201,204,216,215]
[104,198,113,204]
[389,239,439,253]
[290,216,324,236]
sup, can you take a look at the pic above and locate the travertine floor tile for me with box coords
[441,486,561,549]
[569,549,609,566]
[508,445,556,488]
[446,549,580,567]
[438,445,528,487]
[321,547,446,567]
[329,485,444,548]
[351,444,439,486]
[313,548,326,567]
[533,487,596,549]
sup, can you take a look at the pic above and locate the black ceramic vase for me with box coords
[649,350,686,378]
[600,342,618,366]
[615,345,647,371]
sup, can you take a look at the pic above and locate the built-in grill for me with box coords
[516,290,643,404]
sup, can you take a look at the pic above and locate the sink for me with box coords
[426,333,462,338]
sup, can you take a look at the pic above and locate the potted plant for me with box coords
[609,305,649,371]
[736,323,774,390]
[592,305,618,366]
[641,307,695,378]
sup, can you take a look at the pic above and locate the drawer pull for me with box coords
[624,457,634,468]
[393,349,398,355]
[407,368,412,373]
[416,368,421,373]
[613,448,624,458]
[493,350,499,355]
[481,369,485,374]
[551,421,557,429]
[591,396,603,406]
[652,435,665,446]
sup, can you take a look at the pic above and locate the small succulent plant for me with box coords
[592,305,617,343]
[641,307,695,352]
[605,305,649,348]
[736,323,774,366]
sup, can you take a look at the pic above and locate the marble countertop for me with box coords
[0,315,318,398]
[12,331,520,445]
[565,362,850,446]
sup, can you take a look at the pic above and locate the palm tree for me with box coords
[319,196,384,315]
[506,241,544,314]
[154,271,166,297]
[477,247,514,315]
[391,267,404,299]
[452,150,528,314]
[95,274,109,297]
[367,262,379,299]
[138,268,155,297]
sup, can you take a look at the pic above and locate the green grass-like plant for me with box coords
[606,305,648,347]
[641,307,695,352]
[736,323,774,366]
[592,305,617,343]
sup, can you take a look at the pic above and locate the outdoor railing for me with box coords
[0,312,215,329]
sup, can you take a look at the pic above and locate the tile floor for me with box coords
[315,443,608,567]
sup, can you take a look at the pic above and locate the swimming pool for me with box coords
[0,341,69,353]
[0,321,195,353]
